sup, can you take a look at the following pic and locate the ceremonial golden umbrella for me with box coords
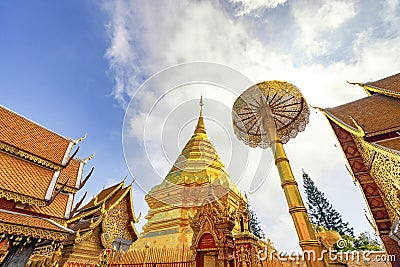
[232,81,326,267]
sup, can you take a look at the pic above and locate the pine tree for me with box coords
[302,169,354,237]
[249,208,265,239]
[246,194,265,239]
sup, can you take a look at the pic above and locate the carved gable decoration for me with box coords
[190,190,236,266]
[101,197,136,249]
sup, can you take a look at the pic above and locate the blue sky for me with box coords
[0,1,128,194]
[1,0,400,252]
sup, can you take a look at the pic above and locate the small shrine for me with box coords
[59,179,140,266]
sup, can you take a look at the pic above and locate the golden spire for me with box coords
[194,94,206,134]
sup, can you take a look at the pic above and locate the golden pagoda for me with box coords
[129,97,247,252]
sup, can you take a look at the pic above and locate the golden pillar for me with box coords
[262,105,325,267]
[232,81,328,267]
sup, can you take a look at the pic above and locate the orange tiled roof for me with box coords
[376,137,400,153]
[105,186,131,210]
[0,151,54,200]
[365,73,400,97]
[26,192,70,219]
[324,94,400,137]
[79,182,122,211]
[0,210,69,235]
[58,159,81,188]
[0,106,71,164]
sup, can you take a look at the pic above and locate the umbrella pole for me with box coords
[261,106,327,267]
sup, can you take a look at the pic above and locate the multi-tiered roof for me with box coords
[0,105,92,242]
[60,179,139,265]
[323,73,400,262]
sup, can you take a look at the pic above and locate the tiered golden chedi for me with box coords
[130,101,247,250]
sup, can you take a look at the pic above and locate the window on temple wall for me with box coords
[240,217,244,232]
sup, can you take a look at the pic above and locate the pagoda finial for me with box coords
[200,93,204,114]
[194,94,206,134]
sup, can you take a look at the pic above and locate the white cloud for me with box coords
[102,0,400,252]
[228,0,287,15]
[290,0,356,57]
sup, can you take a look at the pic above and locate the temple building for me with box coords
[0,105,93,267]
[130,99,247,249]
[114,99,275,267]
[58,179,139,266]
[323,73,400,266]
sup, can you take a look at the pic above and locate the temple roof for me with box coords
[0,104,93,241]
[57,158,83,189]
[322,74,400,256]
[363,73,400,98]
[0,152,55,202]
[0,105,89,208]
[324,94,400,138]
[0,209,72,241]
[78,181,124,212]
[69,179,137,225]
[104,185,131,210]
[0,105,72,165]
[376,137,400,153]
[26,193,70,219]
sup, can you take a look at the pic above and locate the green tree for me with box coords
[249,208,265,239]
[353,231,382,251]
[246,195,265,239]
[302,169,354,236]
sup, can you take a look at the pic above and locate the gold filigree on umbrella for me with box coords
[231,81,327,267]
[232,81,310,148]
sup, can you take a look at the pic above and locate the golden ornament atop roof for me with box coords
[194,94,206,134]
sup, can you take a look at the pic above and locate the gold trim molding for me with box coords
[0,222,68,241]
[0,141,63,171]
[0,188,47,207]
[55,184,77,194]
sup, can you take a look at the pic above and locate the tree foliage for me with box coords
[302,170,383,251]
[302,170,354,236]
[246,195,265,239]
[249,208,265,239]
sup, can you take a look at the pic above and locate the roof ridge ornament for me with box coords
[134,212,141,223]
[73,133,87,145]
[308,104,324,112]
[349,116,365,137]
[346,81,364,87]
[66,147,80,166]
[82,152,95,164]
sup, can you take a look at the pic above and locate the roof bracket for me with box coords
[47,179,70,205]
[79,167,94,190]
[66,147,80,166]
[69,191,87,219]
